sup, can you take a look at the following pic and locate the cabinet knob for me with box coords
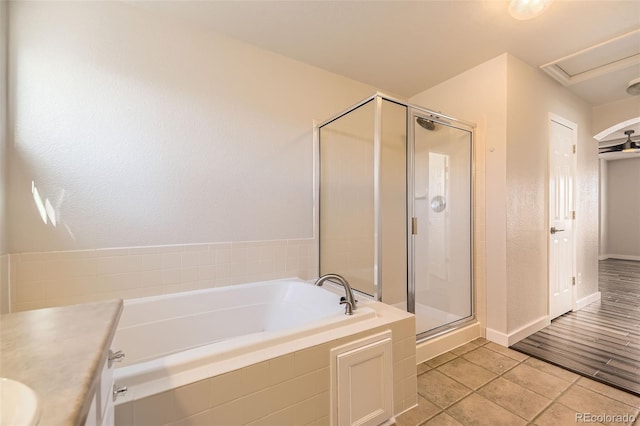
[113,385,128,398]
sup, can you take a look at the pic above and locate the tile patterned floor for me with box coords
[396,338,640,426]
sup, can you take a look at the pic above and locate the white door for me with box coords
[548,116,576,320]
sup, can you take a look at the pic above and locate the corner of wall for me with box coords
[1,1,9,314]
[1,0,8,258]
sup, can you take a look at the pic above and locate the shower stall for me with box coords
[317,93,474,340]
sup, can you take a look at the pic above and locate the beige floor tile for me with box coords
[575,377,640,409]
[394,395,440,426]
[484,342,529,362]
[558,384,640,425]
[532,402,606,426]
[503,363,572,398]
[425,352,457,368]
[446,393,527,426]
[437,358,497,390]
[471,337,489,346]
[418,362,432,375]
[462,347,519,375]
[450,342,480,356]
[417,369,472,409]
[477,377,552,421]
[422,412,464,426]
[523,357,580,383]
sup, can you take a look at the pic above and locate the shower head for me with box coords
[416,117,436,131]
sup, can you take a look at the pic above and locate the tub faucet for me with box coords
[314,273,357,315]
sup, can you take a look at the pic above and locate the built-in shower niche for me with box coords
[317,93,474,340]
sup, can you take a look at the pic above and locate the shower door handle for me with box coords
[550,227,565,234]
[411,217,418,235]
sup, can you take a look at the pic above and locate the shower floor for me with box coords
[392,301,466,335]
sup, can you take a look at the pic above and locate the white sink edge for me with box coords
[0,378,40,426]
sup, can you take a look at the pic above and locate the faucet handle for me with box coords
[340,296,357,306]
[340,300,354,315]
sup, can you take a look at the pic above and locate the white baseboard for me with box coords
[486,315,550,347]
[601,254,640,261]
[575,291,601,310]
[485,328,509,347]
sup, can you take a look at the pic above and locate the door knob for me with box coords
[550,227,565,234]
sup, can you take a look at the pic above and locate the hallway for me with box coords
[511,259,640,396]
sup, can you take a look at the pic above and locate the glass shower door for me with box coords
[411,112,473,337]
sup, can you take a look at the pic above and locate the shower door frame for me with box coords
[408,107,476,341]
[316,93,476,340]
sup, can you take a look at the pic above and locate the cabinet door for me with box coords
[84,394,98,426]
[333,332,393,426]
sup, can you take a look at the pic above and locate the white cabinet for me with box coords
[330,331,393,426]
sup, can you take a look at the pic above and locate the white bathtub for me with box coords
[112,278,378,402]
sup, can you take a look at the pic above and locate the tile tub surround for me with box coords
[396,338,640,426]
[114,316,417,426]
[8,238,316,312]
[0,299,123,426]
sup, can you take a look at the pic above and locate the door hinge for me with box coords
[572,144,576,154]
[572,276,576,286]
[571,211,576,220]
[411,217,418,235]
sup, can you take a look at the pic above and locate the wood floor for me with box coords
[511,258,640,396]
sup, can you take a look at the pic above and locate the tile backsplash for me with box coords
[9,239,317,312]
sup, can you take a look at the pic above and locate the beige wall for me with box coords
[7,1,375,254]
[605,157,640,259]
[592,97,640,137]
[599,159,608,259]
[410,53,599,345]
[1,1,8,313]
[505,55,598,332]
[0,0,6,256]
[5,1,380,310]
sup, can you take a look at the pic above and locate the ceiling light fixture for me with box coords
[626,77,640,96]
[622,130,640,152]
[508,0,553,20]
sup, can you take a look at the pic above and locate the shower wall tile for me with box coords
[8,238,317,312]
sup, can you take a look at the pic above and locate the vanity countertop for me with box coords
[0,299,123,426]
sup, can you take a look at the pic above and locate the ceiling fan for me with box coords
[599,130,640,154]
